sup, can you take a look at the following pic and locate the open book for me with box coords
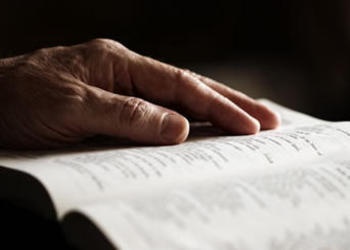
[1,100,350,250]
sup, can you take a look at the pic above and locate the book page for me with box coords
[64,154,350,250]
[0,100,349,217]
[259,99,323,127]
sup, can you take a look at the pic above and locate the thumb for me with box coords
[83,87,189,144]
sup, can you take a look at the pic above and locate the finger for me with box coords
[187,72,281,129]
[82,86,189,145]
[128,56,260,134]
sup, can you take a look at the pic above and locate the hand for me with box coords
[0,39,280,149]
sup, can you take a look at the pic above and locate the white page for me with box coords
[0,100,348,217]
[259,99,323,127]
[69,154,350,250]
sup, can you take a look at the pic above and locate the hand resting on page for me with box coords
[0,39,280,149]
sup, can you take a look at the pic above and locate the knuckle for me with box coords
[182,68,194,76]
[173,68,189,83]
[89,38,113,46]
[119,97,148,126]
[84,39,128,60]
[62,84,87,100]
[33,47,50,56]
[87,38,124,51]
[173,67,201,87]
[87,38,113,52]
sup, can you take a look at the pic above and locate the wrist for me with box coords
[0,56,17,69]
[0,57,12,78]
[0,56,20,84]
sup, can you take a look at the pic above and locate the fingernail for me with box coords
[251,117,261,133]
[272,112,282,128]
[161,114,189,143]
[244,117,260,134]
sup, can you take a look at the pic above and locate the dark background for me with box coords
[0,201,73,249]
[0,1,350,248]
[0,0,292,60]
[1,0,349,120]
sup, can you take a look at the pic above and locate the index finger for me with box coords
[128,55,260,134]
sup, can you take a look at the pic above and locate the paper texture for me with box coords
[76,155,350,250]
[1,100,350,250]
[0,100,348,216]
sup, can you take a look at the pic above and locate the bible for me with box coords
[0,100,350,250]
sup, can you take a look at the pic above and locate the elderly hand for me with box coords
[0,39,280,149]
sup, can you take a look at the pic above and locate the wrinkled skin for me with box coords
[0,39,280,149]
